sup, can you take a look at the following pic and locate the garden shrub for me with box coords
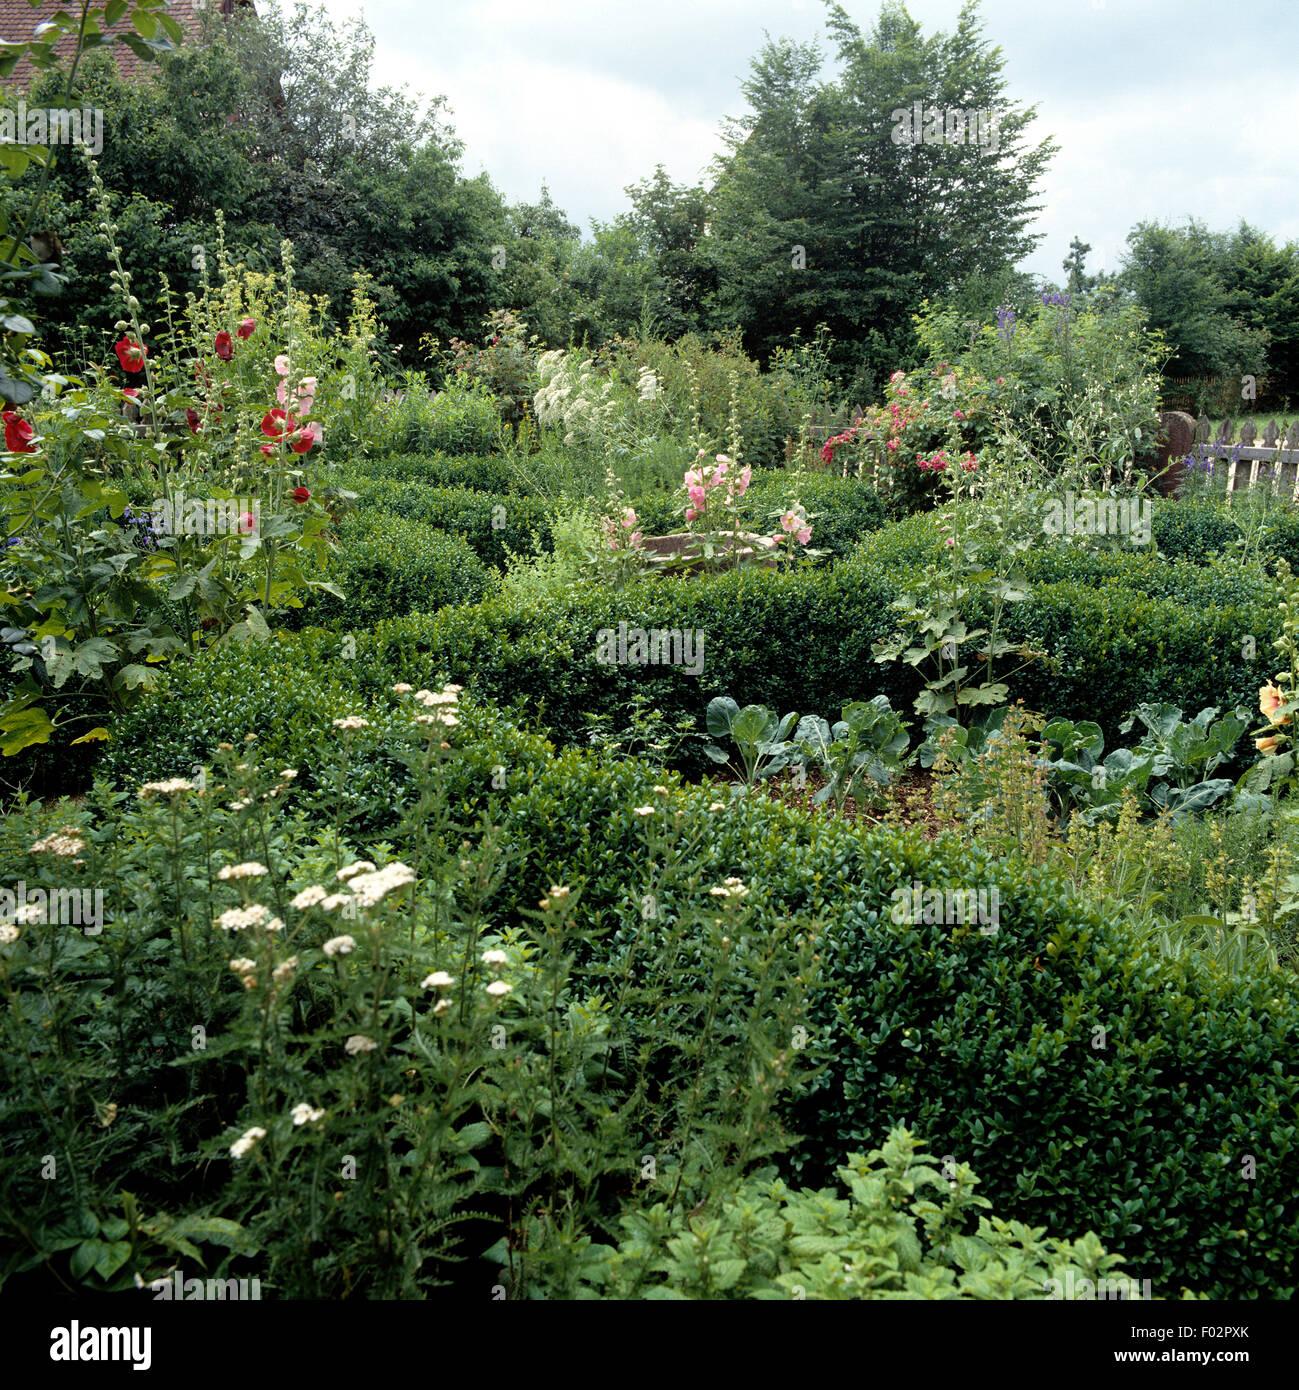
[342,480,553,570]
[347,452,520,493]
[1152,496,1299,572]
[296,512,491,629]
[575,1127,1145,1300]
[370,377,503,456]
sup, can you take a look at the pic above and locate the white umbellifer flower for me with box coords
[15,903,44,924]
[228,798,252,812]
[708,802,726,812]
[444,684,463,695]
[322,935,357,957]
[548,885,570,900]
[138,777,195,798]
[348,862,416,908]
[292,885,327,909]
[30,832,86,856]
[319,893,354,911]
[421,970,455,989]
[437,712,459,728]
[279,769,297,782]
[709,878,750,901]
[228,957,256,976]
[485,980,512,997]
[652,786,669,796]
[391,683,413,694]
[332,716,369,731]
[230,1126,266,1160]
[265,916,285,933]
[708,886,730,898]
[344,1034,377,1055]
[632,806,655,817]
[217,862,268,881]
[215,904,270,931]
[0,923,19,944]
[291,1102,325,1126]
[272,955,298,983]
[481,949,508,966]
[432,997,451,1017]
[337,861,377,882]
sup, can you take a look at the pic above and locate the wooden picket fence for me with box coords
[1189,416,1299,497]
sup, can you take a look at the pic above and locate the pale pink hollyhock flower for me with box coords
[685,507,698,522]
[629,531,643,547]
[296,377,318,413]
[622,507,637,528]
[734,466,752,497]
[276,380,289,406]
[713,460,728,477]
[887,438,899,451]
[688,485,706,507]
[715,454,729,464]
[771,533,783,546]
[796,526,811,545]
[684,469,702,487]
[780,511,799,532]
[274,355,290,377]
[697,448,707,458]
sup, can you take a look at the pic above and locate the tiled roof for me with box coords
[0,1,254,90]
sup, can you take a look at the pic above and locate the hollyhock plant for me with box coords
[114,336,147,372]
[214,331,234,362]
[291,487,311,503]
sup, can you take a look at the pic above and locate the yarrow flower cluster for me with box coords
[138,778,196,798]
[291,1102,325,1126]
[230,1126,266,1160]
[30,831,86,857]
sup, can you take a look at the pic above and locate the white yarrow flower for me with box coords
[230,1126,266,1160]
[322,935,357,957]
[291,1102,325,1126]
[485,980,512,998]
[217,861,268,881]
[292,885,327,909]
[421,970,455,989]
[344,1034,378,1055]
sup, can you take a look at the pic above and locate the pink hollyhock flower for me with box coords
[237,317,256,340]
[684,469,702,487]
[771,533,783,546]
[697,448,707,458]
[716,454,729,464]
[260,443,275,456]
[796,526,811,545]
[734,466,752,496]
[685,507,699,522]
[274,355,290,377]
[186,408,202,433]
[629,531,643,548]
[953,410,965,420]
[780,511,799,533]
[290,421,322,454]
[295,377,317,414]
[945,537,955,547]
[239,512,257,534]
[713,460,728,477]
[621,507,637,528]
[688,485,706,507]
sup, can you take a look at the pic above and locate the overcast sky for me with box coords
[316,0,1299,283]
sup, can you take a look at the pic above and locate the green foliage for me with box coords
[370,377,504,457]
[300,512,491,630]
[795,697,911,813]
[703,697,799,789]
[575,1127,1143,1300]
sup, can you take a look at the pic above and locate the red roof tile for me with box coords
[0,1,255,90]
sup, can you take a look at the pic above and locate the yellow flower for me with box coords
[1255,734,1281,754]
[1260,683,1290,726]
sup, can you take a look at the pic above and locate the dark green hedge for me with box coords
[343,480,553,570]
[297,511,491,629]
[1153,497,1299,572]
[347,452,523,493]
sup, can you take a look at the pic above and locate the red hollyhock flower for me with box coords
[289,422,319,454]
[236,317,256,340]
[290,486,311,503]
[260,443,275,456]
[123,388,139,399]
[186,409,202,433]
[214,331,234,362]
[261,408,290,440]
[2,410,36,453]
[115,336,147,372]
[238,512,257,534]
